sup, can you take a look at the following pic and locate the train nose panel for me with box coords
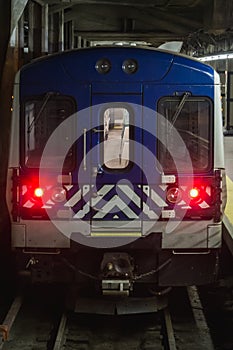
[67,92,162,237]
[65,183,144,237]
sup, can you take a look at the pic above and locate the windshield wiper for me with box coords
[27,91,56,134]
[169,92,191,131]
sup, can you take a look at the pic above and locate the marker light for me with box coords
[34,187,44,198]
[166,187,182,204]
[122,59,138,74]
[95,58,111,74]
[189,188,200,199]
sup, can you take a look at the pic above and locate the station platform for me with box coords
[223,136,233,255]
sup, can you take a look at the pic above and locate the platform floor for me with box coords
[223,136,233,255]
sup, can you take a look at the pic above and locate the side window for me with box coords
[103,107,130,169]
[24,94,76,169]
[157,96,212,172]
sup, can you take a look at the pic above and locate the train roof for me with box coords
[19,45,215,85]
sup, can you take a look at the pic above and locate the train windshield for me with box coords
[158,96,212,172]
[24,94,76,169]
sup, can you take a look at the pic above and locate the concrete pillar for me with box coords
[82,38,87,48]
[0,0,11,81]
[33,1,42,58]
[28,1,34,59]
[58,9,64,51]
[28,1,43,59]
[64,20,75,50]
[49,13,59,53]
[77,35,82,48]
[18,12,25,65]
[41,4,49,54]
[0,1,18,256]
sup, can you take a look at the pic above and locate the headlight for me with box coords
[166,187,182,204]
[51,187,66,203]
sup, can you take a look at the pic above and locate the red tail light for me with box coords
[189,187,200,199]
[188,186,203,204]
[34,187,44,198]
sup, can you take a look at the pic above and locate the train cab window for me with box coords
[24,94,76,169]
[158,96,212,172]
[103,107,130,169]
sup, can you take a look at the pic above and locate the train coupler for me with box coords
[100,252,134,296]
[102,279,132,296]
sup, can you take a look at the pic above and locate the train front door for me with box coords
[89,94,144,237]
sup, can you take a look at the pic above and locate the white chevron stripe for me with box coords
[140,187,158,218]
[64,189,82,207]
[83,185,91,196]
[206,186,211,196]
[92,185,114,206]
[96,184,114,196]
[118,185,158,218]
[22,185,27,195]
[46,199,54,205]
[159,185,167,191]
[23,200,34,208]
[142,186,149,196]
[151,189,167,207]
[117,184,141,207]
[143,204,159,219]
[143,186,167,207]
[93,195,138,219]
[199,201,210,208]
[64,185,73,191]
[73,202,90,218]
[42,198,54,209]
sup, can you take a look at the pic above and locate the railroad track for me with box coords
[0,285,226,350]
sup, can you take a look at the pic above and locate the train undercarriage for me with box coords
[14,232,220,296]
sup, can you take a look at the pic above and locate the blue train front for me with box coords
[7,46,226,299]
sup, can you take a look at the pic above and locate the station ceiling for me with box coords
[42,0,233,55]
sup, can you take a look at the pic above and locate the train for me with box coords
[6,45,226,309]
